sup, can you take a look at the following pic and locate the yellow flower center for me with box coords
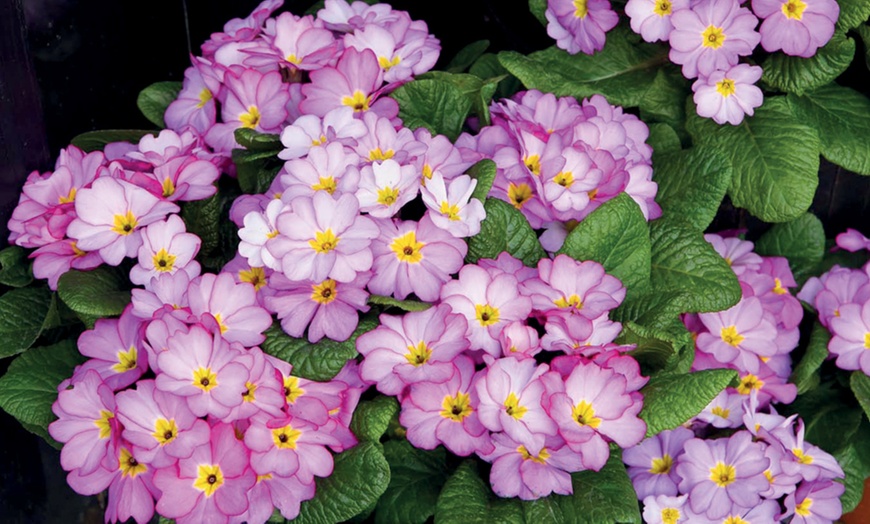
[94,409,114,439]
[504,392,528,419]
[240,105,261,129]
[284,376,305,404]
[782,0,807,19]
[111,346,138,373]
[162,177,176,198]
[309,229,339,254]
[793,448,814,464]
[239,267,267,291]
[193,464,224,497]
[405,341,433,367]
[71,242,87,257]
[724,517,749,524]
[213,313,228,334]
[286,53,301,65]
[709,462,736,487]
[377,186,400,206]
[342,90,371,112]
[197,88,213,109]
[378,55,401,71]
[701,25,726,49]
[523,154,542,176]
[475,304,500,326]
[720,325,744,347]
[661,508,681,524]
[654,0,672,15]
[795,497,813,516]
[737,373,764,395]
[440,392,473,422]
[152,248,177,273]
[59,187,77,204]
[508,182,533,209]
[440,201,461,221]
[573,0,588,18]
[152,418,179,445]
[311,135,327,147]
[119,447,147,478]
[242,381,257,403]
[272,424,302,450]
[864,332,870,349]
[311,279,338,304]
[554,294,583,311]
[773,277,788,295]
[554,171,574,188]
[649,454,673,475]
[712,406,731,419]
[390,231,425,263]
[572,400,602,428]
[193,367,218,392]
[369,148,395,162]
[311,176,337,194]
[111,211,139,236]
[422,164,433,182]
[716,78,736,97]
[764,469,775,483]
[518,445,550,464]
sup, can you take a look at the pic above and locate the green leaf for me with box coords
[469,54,521,100]
[529,0,548,24]
[551,449,641,524]
[851,371,870,421]
[835,444,866,514]
[435,461,523,524]
[57,266,130,318]
[649,220,742,313]
[232,148,283,194]
[467,159,497,202]
[762,32,855,95]
[790,322,830,394]
[788,84,870,175]
[0,288,55,359]
[416,71,502,128]
[786,382,864,454]
[640,369,737,437]
[836,0,870,30]
[466,198,547,267]
[69,130,155,152]
[391,79,473,141]
[646,123,682,155]
[857,24,870,69]
[182,194,221,255]
[350,395,398,442]
[652,146,732,232]
[617,321,678,371]
[611,290,691,331]
[234,128,282,151]
[755,212,826,282]
[295,441,390,524]
[375,441,449,524]
[0,340,86,444]
[0,247,33,287]
[498,26,669,108]
[136,81,183,128]
[368,295,432,312]
[687,96,820,222]
[447,40,490,73]
[638,67,690,131]
[557,193,651,297]
[260,317,376,381]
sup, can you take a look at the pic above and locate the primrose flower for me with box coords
[238,198,288,270]
[367,215,467,302]
[241,472,314,523]
[344,11,440,83]
[623,427,694,499]
[356,159,420,217]
[782,479,845,524]
[641,494,689,524]
[753,0,838,57]
[413,128,478,184]
[245,12,339,73]
[147,156,220,202]
[539,144,603,220]
[300,47,398,118]
[31,239,103,289]
[244,415,337,481]
[525,255,626,321]
[481,432,582,500]
[268,192,379,283]
[278,107,367,160]
[826,300,870,375]
[164,57,222,135]
[130,215,202,287]
[696,389,744,428]
[696,296,779,372]
[835,228,870,252]
[279,142,362,200]
[693,64,764,125]
[187,272,273,347]
[668,0,761,79]
[353,111,426,166]
[499,321,542,360]
[317,0,403,33]
[75,307,148,391]
[545,0,620,55]
[625,0,689,42]
[798,266,870,328]
[67,177,179,266]
[153,423,256,524]
[400,356,493,456]
[356,304,470,395]
[771,420,845,482]
[421,173,486,238]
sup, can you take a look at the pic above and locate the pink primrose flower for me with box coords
[353,111,426,166]
[693,64,764,125]
[356,304,470,395]
[188,272,273,347]
[130,215,202,287]
[278,107,367,161]
[240,472,315,523]
[238,198,289,270]
[148,156,220,202]
[539,144,603,220]
[367,215,468,301]
[222,254,275,308]
[625,0,690,42]
[316,0,403,33]
[104,445,160,524]
[545,0,620,55]
[131,271,192,320]
[481,432,582,500]
[624,427,695,500]
[499,321,542,360]
[74,307,148,391]
[753,0,838,57]
[279,142,362,201]
[67,177,179,266]
[31,239,103,290]
[668,0,761,79]
[799,266,870,328]
[224,347,286,422]
[782,479,845,524]
[356,159,420,217]
[477,252,539,283]
[413,127,478,184]
[836,228,870,252]
[153,422,256,523]
[244,415,337,482]
[126,129,201,167]
[268,192,379,283]
[245,12,339,73]
[421,172,486,238]
[525,255,626,320]
[826,300,870,375]
[696,296,779,373]
[165,58,222,135]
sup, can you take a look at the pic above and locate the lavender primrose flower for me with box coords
[827,300,870,375]
[623,427,694,499]
[692,64,764,125]
[545,0,620,55]
[782,480,845,524]
[752,0,839,57]
[625,0,689,42]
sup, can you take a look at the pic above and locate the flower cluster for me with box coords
[799,228,870,376]
[478,89,660,248]
[357,253,648,499]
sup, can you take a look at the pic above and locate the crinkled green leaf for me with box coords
[529,0,548,25]
[790,322,830,394]
[762,32,855,95]
[652,146,732,232]
[647,123,682,155]
[57,266,130,318]
[557,193,651,297]
[375,441,449,524]
[70,130,154,152]
[234,128,282,152]
[649,220,742,313]
[391,79,473,141]
[260,317,376,381]
[466,198,547,267]
[446,40,490,73]
[467,159,497,202]
[851,371,870,422]
[788,84,870,175]
[617,321,678,372]
[0,340,85,444]
[755,212,826,282]
[639,67,690,131]
[857,24,870,69]
[368,295,432,312]
[835,444,865,514]
[687,96,820,222]
[137,81,183,128]
[612,290,691,331]
[836,0,870,30]
[469,53,521,100]
[182,193,221,255]
[498,26,669,108]
[295,441,390,524]
[0,288,55,359]
[417,72,503,129]
[232,148,283,194]
[639,369,738,437]
[350,395,398,442]
[0,247,33,288]
[435,460,523,524]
